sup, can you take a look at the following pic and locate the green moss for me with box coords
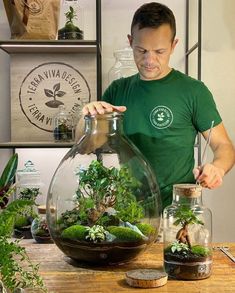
[14,216,29,228]
[136,223,155,236]
[61,225,87,240]
[191,245,211,257]
[107,226,143,242]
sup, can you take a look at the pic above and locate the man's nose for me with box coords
[144,51,156,64]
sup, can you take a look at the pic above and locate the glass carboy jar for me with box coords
[108,47,138,84]
[31,205,53,244]
[163,184,212,280]
[47,111,161,265]
[53,105,74,142]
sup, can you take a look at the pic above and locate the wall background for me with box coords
[0,0,234,241]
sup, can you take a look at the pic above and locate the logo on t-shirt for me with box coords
[150,105,173,129]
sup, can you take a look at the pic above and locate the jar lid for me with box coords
[173,183,202,198]
[85,111,123,120]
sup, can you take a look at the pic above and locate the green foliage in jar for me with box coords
[191,245,212,257]
[61,224,88,241]
[136,223,156,237]
[73,160,144,226]
[173,205,204,249]
[107,226,143,242]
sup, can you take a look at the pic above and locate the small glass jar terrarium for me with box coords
[47,111,161,265]
[163,184,212,280]
[31,205,53,244]
[53,105,74,142]
[58,0,83,40]
[108,47,138,84]
[14,161,42,239]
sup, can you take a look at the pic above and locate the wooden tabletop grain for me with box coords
[20,240,235,293]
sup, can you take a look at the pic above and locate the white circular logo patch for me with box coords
[150,106,173,129]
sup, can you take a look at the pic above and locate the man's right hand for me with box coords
[82,101,126,115]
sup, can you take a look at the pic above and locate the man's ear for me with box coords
[127,34,133,47]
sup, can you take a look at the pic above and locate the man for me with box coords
[79,2,235,210]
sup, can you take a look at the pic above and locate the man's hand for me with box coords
[193,163,225,189]
[82,101,126,115]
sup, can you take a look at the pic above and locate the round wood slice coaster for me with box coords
[126,269,168,288]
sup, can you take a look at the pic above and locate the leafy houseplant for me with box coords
[0,154,47,292]
[54,160,157,263]
[58,6,83,40]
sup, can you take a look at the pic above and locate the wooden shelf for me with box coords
[0,141,74,148]
[0,40,98,54]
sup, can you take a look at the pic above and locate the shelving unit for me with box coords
[0,0,101,149]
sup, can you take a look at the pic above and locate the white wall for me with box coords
[201,0,235,242]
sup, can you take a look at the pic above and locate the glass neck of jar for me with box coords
[172,194,202,206]
[84,114,124,136]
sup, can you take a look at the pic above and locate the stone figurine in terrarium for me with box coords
[58,0,83,40]
[14,161,42,239]
[47,111,161,265]
[163,184,212,280]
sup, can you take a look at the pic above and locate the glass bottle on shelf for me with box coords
[53,105,74,142]
[58,0,84,40]
[163,184,212,280]
[14,161,43,239]
[31,205,53,244]
[108,46,138,84]
[47,111,162,265]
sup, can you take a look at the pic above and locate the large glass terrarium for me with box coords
[163,184,212,280]
[47,112,161,265]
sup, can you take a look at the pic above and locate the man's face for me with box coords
[128,24,178,80]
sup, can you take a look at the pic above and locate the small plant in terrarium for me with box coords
[57,160,156,246]
[164,204,212,279]
[58,5,83,40]
[14,187,40,239]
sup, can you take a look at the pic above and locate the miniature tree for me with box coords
[173,206,204,249]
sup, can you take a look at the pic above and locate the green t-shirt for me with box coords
[102,69,222,209]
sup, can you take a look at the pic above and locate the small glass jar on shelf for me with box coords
[108,46,138,84]
[14,161,43,239]
[163,184,212,280]
[53,105,74,142]
[31,205,53,244]
[58,0,84,40]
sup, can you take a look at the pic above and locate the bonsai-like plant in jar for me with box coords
[163,184,212,280]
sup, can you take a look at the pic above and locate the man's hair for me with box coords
[131,2,176,41]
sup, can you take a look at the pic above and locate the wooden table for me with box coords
[21,240,235,293]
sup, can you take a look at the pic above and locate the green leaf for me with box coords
[0,153,18,188]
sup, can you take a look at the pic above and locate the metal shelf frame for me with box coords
[185,0,202,165]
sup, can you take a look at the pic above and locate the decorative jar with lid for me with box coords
[163,184,212,280]
[108,47,138,84]
[53,105,74,142]
[47,111,161,265]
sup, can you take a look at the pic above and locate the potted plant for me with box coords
[58,6,83,40]
[0,154,47,292]
[164,205,212,280]
[48,160,157,264]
